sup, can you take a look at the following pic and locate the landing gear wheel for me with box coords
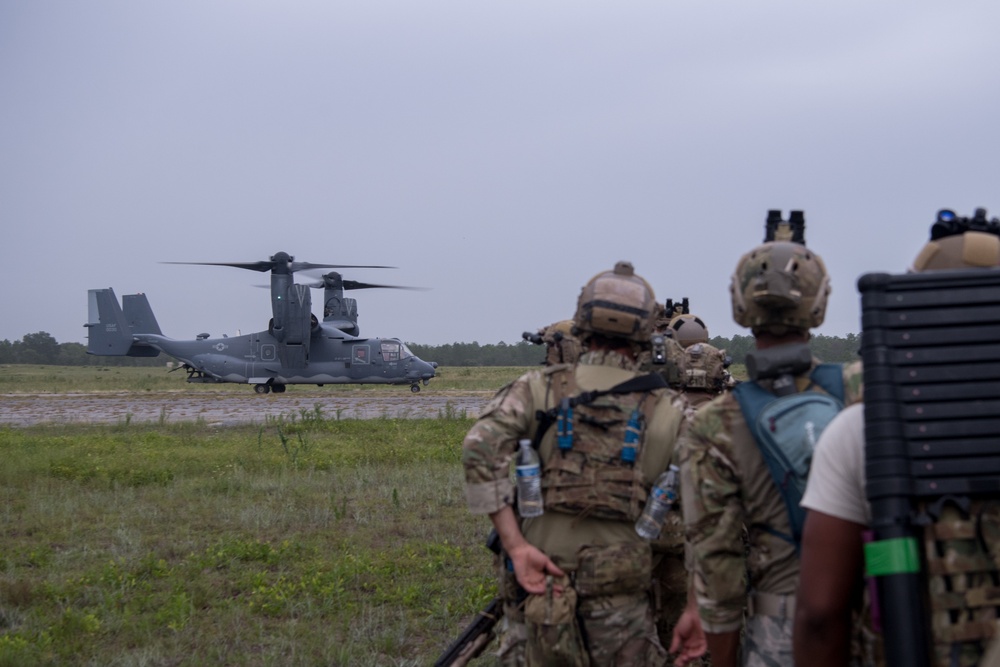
[410,384,421,393]
[272,384,286,394]
[254,384,270,395]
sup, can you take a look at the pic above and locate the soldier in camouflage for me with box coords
[533,320,582,367]
[794,211,1000,667]
[491,319,582,664]
[463,261,706,667]
[644,310,721,665]
[678,230,863,667]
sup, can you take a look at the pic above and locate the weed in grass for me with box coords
[438,400,468,420]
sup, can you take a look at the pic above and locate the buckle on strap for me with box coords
[749,591,796,620]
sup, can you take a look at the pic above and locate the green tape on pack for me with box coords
[864,537,921,577]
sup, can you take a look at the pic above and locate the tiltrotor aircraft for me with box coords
[86,252,438,394]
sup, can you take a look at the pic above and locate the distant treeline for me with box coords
[407,334,862,366]
[1,331,862,367]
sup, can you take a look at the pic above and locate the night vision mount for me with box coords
[664,297,690,316]
[764,210,806,245]
[930,208,1000,241]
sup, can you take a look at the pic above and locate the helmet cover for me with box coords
[730,241,830,336]
[575,261,657,343]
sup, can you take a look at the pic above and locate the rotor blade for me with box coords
[290,262,396,273]
[162,261,277,272]
[163,260,396,273]
[300,275,427,290]
[342,280,428,291]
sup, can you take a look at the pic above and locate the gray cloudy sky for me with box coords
[3,1,999,349]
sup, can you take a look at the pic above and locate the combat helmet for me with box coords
[574,261,657,344]
[669,313,710,348]
[730,210,830,336]
[911,208,1000,271]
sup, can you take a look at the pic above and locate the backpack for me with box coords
[732,363,845,549]
[531,367,668,521]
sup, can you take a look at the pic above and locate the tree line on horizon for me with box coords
[0,331,862,367]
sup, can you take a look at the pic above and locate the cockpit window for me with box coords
[381,340,412,362]
[381,341,401,361]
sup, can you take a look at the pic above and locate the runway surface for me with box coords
[0,391,491,427]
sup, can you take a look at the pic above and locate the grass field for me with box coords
[0,368,514,666]
[0,419,498,666]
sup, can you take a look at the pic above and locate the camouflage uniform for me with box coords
[463,348,686,667]
[649,340,730,659]
[679,361,863,666]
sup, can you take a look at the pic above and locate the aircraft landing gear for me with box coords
[272,384,286,393]
[410,384,421,393]
[254,384,270,395]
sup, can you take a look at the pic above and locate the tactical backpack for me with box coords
[733,363,845,550]
[860,268,1000,667]
[531,365,668,522]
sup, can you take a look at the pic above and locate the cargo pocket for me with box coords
[524,575,591,667]
[575,543,652,598]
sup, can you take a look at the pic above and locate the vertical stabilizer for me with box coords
[122,293,163,335]
[86,288,134,355]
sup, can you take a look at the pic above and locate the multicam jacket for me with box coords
[678,360,864,632]
[462,349,686,569]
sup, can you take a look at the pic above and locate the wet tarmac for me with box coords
[0,391,491,427]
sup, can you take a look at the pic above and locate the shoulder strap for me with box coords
[533,372,667,449]
[732,363,846,425]
[809,363,845,402]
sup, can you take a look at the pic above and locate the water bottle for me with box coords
[635,464,680,539]
[515,439,544,518]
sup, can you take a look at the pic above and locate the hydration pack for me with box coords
[733,363,845,549]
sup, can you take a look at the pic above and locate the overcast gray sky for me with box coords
[3,1,999,348]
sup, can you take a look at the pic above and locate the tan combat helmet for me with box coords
[912,208,1000,271]
[541,320,580,365]
[574,261,657,344]
[730,210,830,336]
[669,313,710,348]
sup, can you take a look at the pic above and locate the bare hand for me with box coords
[507,543,565,595]
[670,607,707,666]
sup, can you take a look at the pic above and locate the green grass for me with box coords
[0,416,502,666]
[0,365,529,395]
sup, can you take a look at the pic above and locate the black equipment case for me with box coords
[860,268,1000,667]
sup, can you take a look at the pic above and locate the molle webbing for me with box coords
[535,369,666,521]
[860,269,1000,667]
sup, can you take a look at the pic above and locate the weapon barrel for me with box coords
[434,598,502,667]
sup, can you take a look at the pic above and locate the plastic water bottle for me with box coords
[635,464,680,539]
[515,439,544,518]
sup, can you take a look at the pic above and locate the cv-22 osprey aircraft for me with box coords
[86,252,438,394]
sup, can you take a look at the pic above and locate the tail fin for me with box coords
[123,293,163,335]
[86,289,160,357]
